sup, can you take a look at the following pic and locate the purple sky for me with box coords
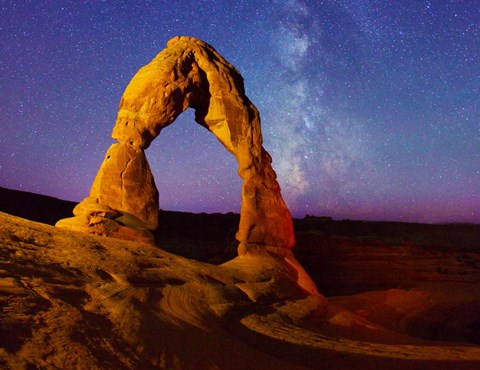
[1,1,479,223]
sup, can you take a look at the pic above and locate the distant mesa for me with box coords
[56,37,296,257]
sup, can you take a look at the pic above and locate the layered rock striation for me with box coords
[57,36,294,252]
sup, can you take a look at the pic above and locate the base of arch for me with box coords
[230,242,321,298]
[56,215,155,244]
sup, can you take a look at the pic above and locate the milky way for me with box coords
[1,1,479,223]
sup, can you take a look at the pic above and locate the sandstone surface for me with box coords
[56,142,159,242]
[4,212,480,369]
[57,36,294,252]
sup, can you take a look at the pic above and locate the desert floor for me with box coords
[1,188,479,369]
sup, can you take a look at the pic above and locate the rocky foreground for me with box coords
[1,211,480,369]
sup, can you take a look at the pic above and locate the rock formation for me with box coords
[56,143,159,243]
[57,36,294,253]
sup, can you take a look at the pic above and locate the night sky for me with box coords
[1,1,479,223]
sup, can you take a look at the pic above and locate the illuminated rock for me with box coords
[56,143,158,243]
[57,36,294,250]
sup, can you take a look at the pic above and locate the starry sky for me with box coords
[1,0,479,223]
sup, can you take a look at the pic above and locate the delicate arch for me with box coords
[57,36,294,252]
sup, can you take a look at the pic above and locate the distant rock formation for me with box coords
[57,36,294,252]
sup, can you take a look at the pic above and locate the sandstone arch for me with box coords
[57,36,295,253]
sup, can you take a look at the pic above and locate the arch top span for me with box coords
[56,36,295,252]
[112,36,255,155]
